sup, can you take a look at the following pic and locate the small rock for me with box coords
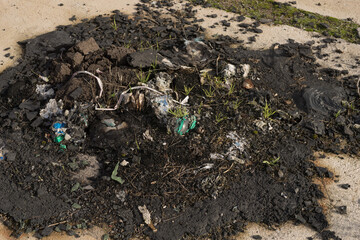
[318,23,329,29]
[75,38,100,55]
[251,235,262,240]
[252,28,263,33]
[242,78,254,89]
[260,18,273,24]
[307,119,325,135]
[336,206,347,215]
[338,184,350,189]
[238,23,250,28]
[31,117,43,128]
[344,125,353,136]
[69,15,77,21]
[40,227,53,237]
[248,36,256,42]
[335,115,346,126]
[236,16,246,22]
[206,14,217,18]
[26,111,38,121]
[19,100,40,111]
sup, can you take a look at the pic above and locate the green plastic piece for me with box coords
[59,144,67,149]
[54,135,64,143]
[111,162,125,184]
[176,115,197,135]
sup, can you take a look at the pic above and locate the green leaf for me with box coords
[71,182,80,192]
[111,162,125,184]
[72,203,81,209]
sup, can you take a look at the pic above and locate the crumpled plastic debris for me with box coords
[210,131,247,164]
[36,84,54,99]
[241,64,251,78]
[138,205,157,232]
[0,148,5,160]
[174,115,197,135]
[226,131,246,153]
[48,102,91,145]
[52,122,67,143]
[0,138,5,160]
[143,129,154,142]
[150,95,174,121]
[184,37,211,63]
[155,72,172,92]
[223,63,236,85]
[161,58,174,68]
[40,99,63,119]
[101,118,116,127]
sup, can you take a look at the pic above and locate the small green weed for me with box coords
[263,156,280,166]
[184,85,195,96]
[215,112,228,124]
[334,110,342,118]
[262,101,277,120]
[136,69,152,83]
[228,82,236,96]
[203,86,215,98]
[111,18,118,31]
[232,99,243,110]
[168,107,189,118]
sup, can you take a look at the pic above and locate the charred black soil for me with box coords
[0,1,359,240]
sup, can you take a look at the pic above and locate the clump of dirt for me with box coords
[0,1,359,240]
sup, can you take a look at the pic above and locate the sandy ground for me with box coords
[0,0,360,239]
[0,0,139,72]
[276,0,360,25]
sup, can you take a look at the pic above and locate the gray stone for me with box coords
[31,117,43,128]
[344,125,354,136]
[19,100,40,111]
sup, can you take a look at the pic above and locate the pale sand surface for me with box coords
[276,0,360,25]
[0,0,359,239]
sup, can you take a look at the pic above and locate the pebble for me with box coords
[338,184,350,189]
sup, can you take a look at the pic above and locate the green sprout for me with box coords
[263,156,280,166]
[228,82,236,96]
[262,101,277,119]
[184,85,195,96]
[111,162,125,184]
[215,112,228,124]
[203,86,215,98]
[232,99,243,110]
[112,18,118,31]
[334,109,342,118]
[124,40,131,48]
[168,107,189,118]
[136,69,152,83]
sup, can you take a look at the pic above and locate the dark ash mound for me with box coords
[0,1,359,239]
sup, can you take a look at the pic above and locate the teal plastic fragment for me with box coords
[175,115,196,135]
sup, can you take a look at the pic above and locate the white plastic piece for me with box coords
[241,64,251,78]
[138,205,157,232]
[40,99,63,119]
[36,84,54,99]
